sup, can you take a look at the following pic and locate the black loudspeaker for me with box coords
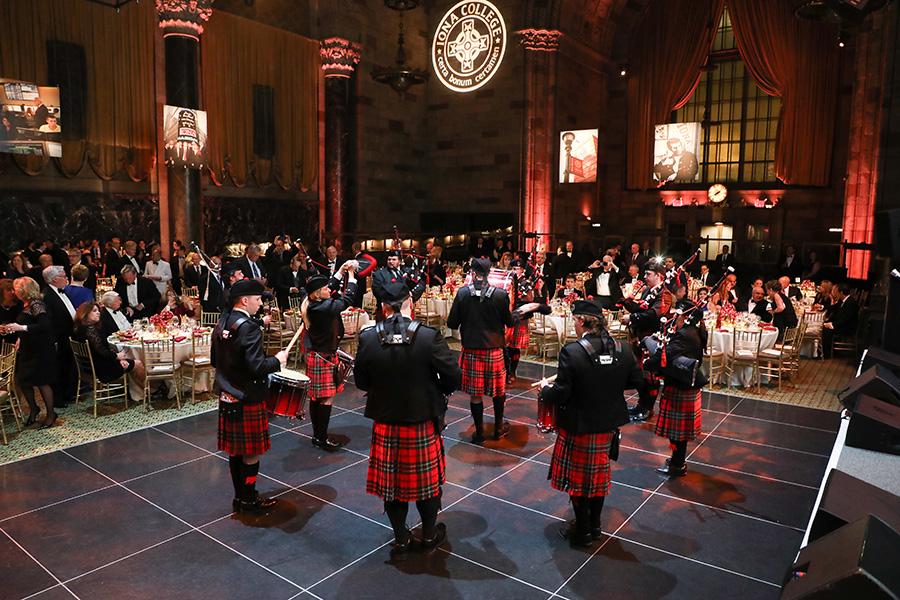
[875,209,900,260]
[838,365,900,410]
[862,347,900,377]
[781,516,900,600]
[845,395,900,455]
[809,470,900,542]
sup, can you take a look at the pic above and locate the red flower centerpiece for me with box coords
[149,311,175,334]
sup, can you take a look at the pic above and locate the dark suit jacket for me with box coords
[99,308,123,339]
[236,256,267,282]
[104,249,121,278]
[355,315,461,424]
[695,270,714,289]
[828,297,859,336]
[114,278,161,321]
[183,264,207,288]
[585,268,622,304]
[275,266,308,309]
[714,253,736,276]
[199,271,225,315]
[734,298,773,323]
[780,255,803,279]
[624,253,647,270]
[42,287,74,343]
[553,253,577,280]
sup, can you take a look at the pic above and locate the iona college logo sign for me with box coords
[432,0,507,93]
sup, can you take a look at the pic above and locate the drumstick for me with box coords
[530,374,558,387]
[284,322,305,355]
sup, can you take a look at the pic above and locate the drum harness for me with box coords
[573,333,623,461]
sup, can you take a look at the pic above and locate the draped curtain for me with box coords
[0,0,155,180]
[202,13,319,191]
[728,0,839,186]
[625,0,725,189]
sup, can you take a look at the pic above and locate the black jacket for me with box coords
[99,307,125,339]
[828,297,859,335]
[199,270,225,314]
[644,324,708,388]
[424,260,447,287]
[183,264,207,288]
[305,280,356,353]
[734,297,773,323]
[114,278,161,321]
[275,266,308,309]
[771,292,798,332]
[540,332,642,434]
[42,286,75,343]
[104,249,121,278]
[585,268,622,304]
[446,284,513,349]
[371,267,426,309]
[355,315,461,424]
[714,252,736,276]
[623,288,672,338]
[211,309,281,403]
[235,256,267,282]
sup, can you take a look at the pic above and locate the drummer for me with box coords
[301,260,358,451]
[212,279,288,515]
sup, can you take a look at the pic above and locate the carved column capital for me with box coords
[156,0,213,40]
[320,37,362,78]
[518,29,562,52]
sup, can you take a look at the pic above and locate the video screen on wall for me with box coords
[653,122,701,184]
[0,78,62,158]
[559,129,598,183]
[163,105,208,170]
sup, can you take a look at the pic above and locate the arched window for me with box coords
[674,7,780,184]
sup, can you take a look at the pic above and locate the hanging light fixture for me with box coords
[372,0,429,94]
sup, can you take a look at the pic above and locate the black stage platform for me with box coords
[1,363,840,600]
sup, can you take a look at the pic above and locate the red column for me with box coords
[519,29,561,252]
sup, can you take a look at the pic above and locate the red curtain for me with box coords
[715,0,839,185]
[625,0,725,189]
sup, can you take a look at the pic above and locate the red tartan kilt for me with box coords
[505,323,530,349]
[654,385,702,441]
[217,395,271,456]
[366,420,445,502]
[307,352,343,400]
[459,348,506,397]
[548,429,614,497]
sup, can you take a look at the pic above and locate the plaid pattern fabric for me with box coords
[654,385,702,441]
[366,420,445,502]
[505,323,530,350]
[548,429,614,497]
[217,392,271,456]
[459,348,506,397]
[307,352,342,400]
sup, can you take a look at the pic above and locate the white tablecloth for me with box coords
[110,337,208,402]
[710,328,779,387]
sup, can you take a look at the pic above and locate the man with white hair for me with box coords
[236,244,266,283]
[121,240,142,276]
[99,291,133,339]
[43,265,77,407]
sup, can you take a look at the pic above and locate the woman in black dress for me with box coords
[73,302,145,386]
[1,277,59,428]
[6,253,28,280]
[765,279,798,338]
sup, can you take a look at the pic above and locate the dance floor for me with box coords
[1,362,840,600]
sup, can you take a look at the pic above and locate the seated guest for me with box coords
[765,279,798,335]
[143,245,172,296]
[621,264,641,297]
[778,276,802,301]
[161,289,195,319]
[696,264,712,288]
[275,253,308,310]
[114,265,160,321]
[99,291,132,339]
[497,251,513,271]
[73,302,145,386]
[64,264,94,309]
[6,253,28,280]
[28,254,53,290]
[695,287,711,313]
[735,286,773,323]
[555,275,584,300]
[813,280,833,311]
[710,277,737,309]
[822,284,858,358]
[0,278,23,344]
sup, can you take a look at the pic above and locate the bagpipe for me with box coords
[636,249,701,310]
[392,225,429,287]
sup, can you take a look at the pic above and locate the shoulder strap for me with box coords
[576,335,620,366]
[376,318,421,345]
[228,315,251,334]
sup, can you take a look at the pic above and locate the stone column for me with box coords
[319,37,361,241]
[156,0,212,248]
[519,29,561,252]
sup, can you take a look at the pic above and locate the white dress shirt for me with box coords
[54,286,76,319]
[144,259,172,295]
[596,272,612,297]
[747,299,758,314]
[126,281,139,306]
[106,306,131,331]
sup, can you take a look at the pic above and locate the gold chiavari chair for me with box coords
[200,310,220,328]
[723,329,762,390]
[529,313,561,361]
[340,310,362,354]
[758,326,799,391]
[800,310,826,359]
[142,339,182,410]
[703,327,725,387]
[70,338,129,418]
[0,344,23,444]
[181,331,214,404]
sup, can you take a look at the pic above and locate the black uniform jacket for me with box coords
[540,332,642,434]
[644,324,708,389]
[446,284,513,349]
[305,279,356,353]
[623,287,671,338]
[355,315,461,424]
[211,309,281,403]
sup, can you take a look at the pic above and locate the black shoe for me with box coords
[559,524,593,548]
[237,495,278,514]
[25,411,37,427]
[471,431,485,445]
[506,375,517,385]
[656,460,687,477]
[420,523,447,552]
[631,409,652,422]
[591,527,602,540]
[492,421,510,440]
[312,437,344,452]
[39,412,59,429]
[232,498,241,512]
[389,530,413,559]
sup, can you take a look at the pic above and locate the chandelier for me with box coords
[371,0,429,94]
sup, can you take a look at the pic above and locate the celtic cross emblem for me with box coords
[447,20,489,73]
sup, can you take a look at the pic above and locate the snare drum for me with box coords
[335,349,354,385]
[266,369,310,419]
[536,396,556,434]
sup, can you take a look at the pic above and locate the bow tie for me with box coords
[152,261,159,265]
[56,287,65,294]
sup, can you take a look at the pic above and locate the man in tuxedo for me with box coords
[469,236,490,259]
[319,245,340,278]
[822,284,858,359]
[199,262,226,314]
[624,243,647,270]
[114,265,160,321]
[265,236,295,279]
[236,244,267,284]
[714,245,736,277]
[29,254,53,290]
[586,255,622,310]
[275,254,308,310]
[42,266,77,408]
[104,237,122,278]
[780,246,803,279]
[778,276,802,301]
[183,253,207,288]
[119,240,143,277]
[554,240,578,281]
[735,286,773,323]
[696,264,713,288]
[170,242,186,295]
[99,291,133,339]
[621,264,642,298]
[532,251,554,303]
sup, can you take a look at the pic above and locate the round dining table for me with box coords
[708,326,779,387]
[109,334,209,402]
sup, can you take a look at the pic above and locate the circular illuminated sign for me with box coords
[432,0,507,93]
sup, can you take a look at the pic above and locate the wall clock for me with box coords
[708,183,728,204]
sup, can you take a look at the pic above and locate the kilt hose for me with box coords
[548,429,615,497]
[505,322,530,350]
[308,351,343,401]
[654,385,702,441]
[217,392,271,456]
[366,420,445,502]
[459,347,506,397]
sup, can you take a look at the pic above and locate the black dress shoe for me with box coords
[470,431,485,445]
[25,412,37,427]
[656,461,687,477]
[559,524,593,548]
[389,530,413,559]
[312,437,344,452]
[237,495,278,514]
[591,527,603,540]
[492,421,510,440]
[420,523,447,552]
[39,412,59,429]
[630,409,652,422]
